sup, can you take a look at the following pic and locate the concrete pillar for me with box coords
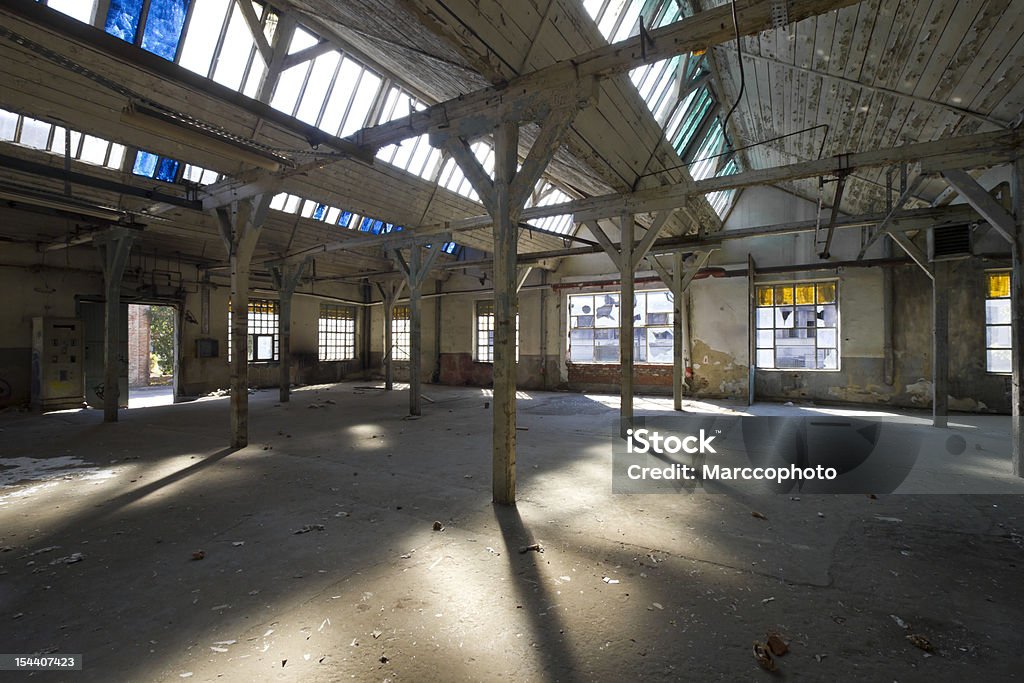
[932,260,949,428]
[94,228,138,423]
[271,258,311,403]
[492,121,519,505]
[619,213,635,437]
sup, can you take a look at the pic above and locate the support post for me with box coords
[933,260,949,428]
[270,258,312,403]
[672,252,683,411]
[1012,157,1024,476]
[408,247,422,416]
[747,254,756,406]
[216,194,271,449]
[94,228,139,423]
[620,212,635,437]
[492,121,519,504]
[376,280,406,392]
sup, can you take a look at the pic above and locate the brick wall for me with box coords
[128,305,150,388]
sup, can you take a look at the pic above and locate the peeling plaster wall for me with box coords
[0,242,368,407]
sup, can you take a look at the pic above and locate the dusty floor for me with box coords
[1,383,1023,682]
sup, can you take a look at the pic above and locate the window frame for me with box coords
[319,303,356,362]
[391,304,411,362]
[754,280,840,372]
[985,270,1011,375]
[227,298,279,364]
[566,288,676,365]
[475,300,519,363]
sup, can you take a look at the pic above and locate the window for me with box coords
[475,300,519,362]
[104,0,193,62]
[567,290,674,364]
[391,305,410,361]
[755,282,839,370]
[0,109,125,170]
[227,299,279,362]
[986,271,1011,373]
[132,150,181,181]
[319,304,356,361]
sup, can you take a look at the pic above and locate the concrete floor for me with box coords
[128,385,174,410]
[1,383,1023,682]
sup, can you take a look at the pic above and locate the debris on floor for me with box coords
[752,641,776,671]
[766,631,789,656]
[602,577,620,584]
[907,633,934,653]
[751,511,768,520]
[191,550,205,561]
[519,543,544,554]
[294,524,325,534]
[432,521,444,531]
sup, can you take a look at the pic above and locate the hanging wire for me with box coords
[721,0,745,133]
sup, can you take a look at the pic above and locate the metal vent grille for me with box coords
[930,224,972,260]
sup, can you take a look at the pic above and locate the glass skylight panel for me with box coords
[689,119,725,181]
[0,110,17,141]
[182,163,219,184]
[79,135,109,165]
[46,0,97,23]
[288,27,319,55]
[108,143,126,169]
[140,0,192,61]
[177,0,231,77]
[212,3,258,91]
[47,126,81,154]
[300,199,317,218]
[104,0,144,43]
[271,62,309,115]
[707,158,738,216]
[133,150,180,181]
[295,52,341,125]
[526,181,575,235]
[19,117,52,149]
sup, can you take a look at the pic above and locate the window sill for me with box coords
[755,368,842,373]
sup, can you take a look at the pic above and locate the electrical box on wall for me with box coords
[31,317,85,411]
[196,338,219,358]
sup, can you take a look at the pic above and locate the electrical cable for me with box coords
[721,1,745,133]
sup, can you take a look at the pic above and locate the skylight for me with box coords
[582,0,739,218]
[0,109,125,171]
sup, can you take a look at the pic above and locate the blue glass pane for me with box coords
[105,0,144,44]
[132,150,158,177]
[155,157,180,181]
[442,242,457,254]
[140,0,192,61]
[393,225,403,232]
[358,217,373,232]
[338,211,353,228]
[313,204,327,221]
[371,220,384,235]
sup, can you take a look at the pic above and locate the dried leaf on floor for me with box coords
[766,632,789,656]
[907,633,934,652]
[191,550,205,561]
[432,521,444,531]
[752,641,776,671]
[751,511,768,520]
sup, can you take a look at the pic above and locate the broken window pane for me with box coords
[987,272,1010,298]
[755,280,839,370]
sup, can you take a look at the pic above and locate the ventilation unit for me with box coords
[928,223,973,261]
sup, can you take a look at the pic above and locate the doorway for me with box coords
[127,304,176,408]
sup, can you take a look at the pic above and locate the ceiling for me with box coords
[701,0,1024,215]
